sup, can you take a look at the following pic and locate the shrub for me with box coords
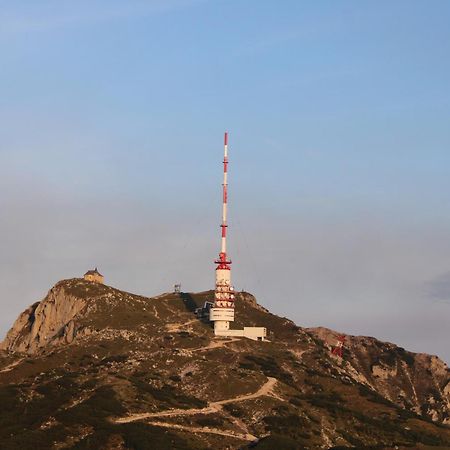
[249,434,302,449]
[223,404,245,418]
[239,355,294,386]
[196,416,222,427]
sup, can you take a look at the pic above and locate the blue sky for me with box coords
[1,1,450,362]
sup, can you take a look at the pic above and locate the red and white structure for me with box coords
[209,133,267,341]
[331,335,346,358]
[209,132,236,332]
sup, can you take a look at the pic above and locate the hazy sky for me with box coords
[1,1,450,363]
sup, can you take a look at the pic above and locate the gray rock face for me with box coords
[308,326,450,424]
[0,281,87,353]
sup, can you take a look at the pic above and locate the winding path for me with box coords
[0,358,24,373]
[144,421,257,441]
[192,337,241,353]
[115,376,278,427]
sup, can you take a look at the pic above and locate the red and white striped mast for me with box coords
[210,132,235,333]
[217,132,231,272]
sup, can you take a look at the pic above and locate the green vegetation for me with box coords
[223,403,245,418]
[358,384,397,407]
[72,423,199,450]
[195,415,223,427]
[305,390,347,416]
[1,280,449,449]
[249,434,306,449]
[239,354,294,386]
[129,377,206,409]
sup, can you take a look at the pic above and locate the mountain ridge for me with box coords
[0,278,449,449]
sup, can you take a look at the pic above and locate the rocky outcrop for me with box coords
[239,292,269,313]
[308,326,450,424]
[0,281,88,353]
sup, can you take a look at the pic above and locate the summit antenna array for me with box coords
[209,132,235,332]
[209,133,267,341]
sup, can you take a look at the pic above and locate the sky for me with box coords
[1,0,450,363]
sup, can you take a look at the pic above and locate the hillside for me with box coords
[0,278,449,450]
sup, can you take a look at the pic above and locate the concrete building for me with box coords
[214,327,267,341]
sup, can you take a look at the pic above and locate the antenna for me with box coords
[208,133,267,341]
[331,335,346,358]
[210,133,235,332]
[216,131,232,270]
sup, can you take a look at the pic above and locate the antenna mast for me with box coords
[217,132,231,269]
[210,132,235,331]
[208,133,267,341]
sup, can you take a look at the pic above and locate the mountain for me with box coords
[0,278,449,450]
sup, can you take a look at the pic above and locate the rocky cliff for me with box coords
[308,327,450,425]
[1,281,89,353]
[0,278,449,450]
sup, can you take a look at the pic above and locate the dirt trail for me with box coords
[0,358,24,373]
[145,421,257,441]
[192,337,241,353]
[116,406,215,423]
[214,376,277,406]
[151,305,159,319]
[115,376,278,425]
[165,319,198,333]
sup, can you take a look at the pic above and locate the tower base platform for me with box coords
[214,326,267,341]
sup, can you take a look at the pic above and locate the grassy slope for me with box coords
[0,280,449,449]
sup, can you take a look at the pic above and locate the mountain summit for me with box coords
[1,278,449,449]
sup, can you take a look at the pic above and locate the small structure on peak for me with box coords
[83,268,104,284]
[331,335,346,358]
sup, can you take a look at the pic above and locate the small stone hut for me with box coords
[83,268,104,284]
